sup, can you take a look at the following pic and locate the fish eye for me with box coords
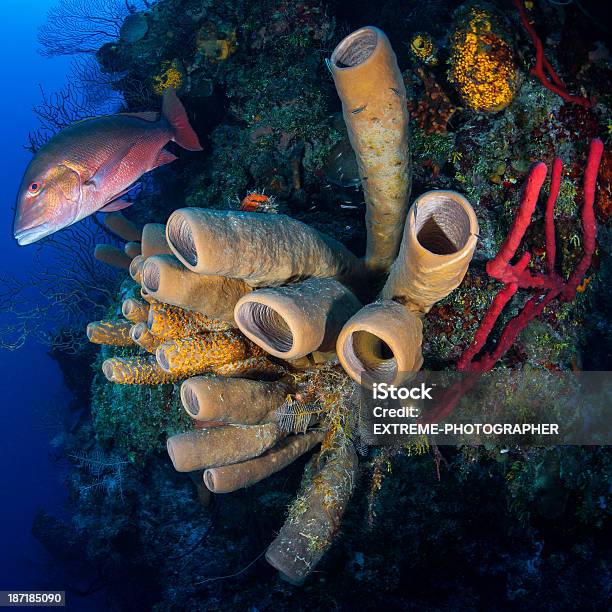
[28,181,42,195]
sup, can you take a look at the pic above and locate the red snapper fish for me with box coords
[14,88,202,245]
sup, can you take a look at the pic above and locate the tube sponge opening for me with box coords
[181,382,200,416]
[340,330,398,384]
[166,212,197,266]
[234,302,294,354]
[142,259,161,292]
[333,28,377,68]
[336,300,423,386]
[129,255,146,285]
[414,194,472,255]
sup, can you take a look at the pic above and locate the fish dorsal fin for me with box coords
[118,111,159,122]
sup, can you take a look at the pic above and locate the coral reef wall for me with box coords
[31,0,612,608]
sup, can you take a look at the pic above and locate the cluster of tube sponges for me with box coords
[87,25,479,584]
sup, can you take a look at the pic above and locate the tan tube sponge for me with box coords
[181,377,291,423]
[203,431,324,493]
[104,212,143,242]
[148,302,232,338]
[166,423,282,472]
[265,444,358,584]
[102,356,184,385]
[122,298,149,323]
[87,320,134,346]
[94,244,131,270]
[141,223,173,258]
[381,191,479,313]
[330,26,411,275]
[130,322,162,353]
[155,331,253,373]
[213,356,286,378]
[141,254,250,323]
[129,255,146,285]
[124,241,142,259]
[336,300,423,386]
[165,209,363,289]
[234,278,361,360]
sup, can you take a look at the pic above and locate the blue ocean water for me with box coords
[0,0,79,596]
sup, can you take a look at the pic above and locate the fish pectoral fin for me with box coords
[151,149,178,170]
[86,145,134,190]
[99,199,134,213]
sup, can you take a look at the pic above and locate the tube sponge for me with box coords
[203,430,324,493]
[87,320,134,346]
[141,223,173,258]
[265,444,358,584]
[330,26,411,275]
[155,331,253,373]
[381,190,479,313]
[130,322,162,353]
[124,241,142,259]
[147,302,232,338]
[166,423,282,472]
[104,212,143,242]
[102,355,185,384]
[181,376,292,423]
[166,209,363,289]
[234,278,361,359]
[122,298,149,323]
[141,254,251,324]
[129,255,146,285]
[94,244,132,270]
[336,300,423,386]
[213,355,286,378]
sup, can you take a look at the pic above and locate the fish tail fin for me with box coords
[162,88,203,151]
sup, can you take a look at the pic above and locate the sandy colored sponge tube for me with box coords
[203,431,324,493]
[382,190,479,313]
[141,223,173,258]
[142,254,250,324]
[87,320,133,346]
[104,212,142,242]
[331,26,411,275]
[181,376,291,424]
[265,445,358,584]
[234,278,361,359]
[165,208,363,288]
[166,423,282,472]
[336,300,423,386]
[94,244,131,270]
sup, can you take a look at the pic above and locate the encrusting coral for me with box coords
[448,3,518,113]
[88,25,484,585]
